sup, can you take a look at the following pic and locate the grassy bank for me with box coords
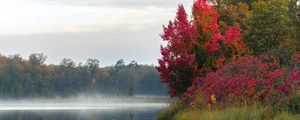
[159,103,300,120]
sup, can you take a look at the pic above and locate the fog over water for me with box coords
[0,95,170,111]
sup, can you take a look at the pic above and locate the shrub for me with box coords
[182,55,300,111]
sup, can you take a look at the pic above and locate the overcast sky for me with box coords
[0,0,193,66]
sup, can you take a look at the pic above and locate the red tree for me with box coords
[157,0,248,97]
[157,5,199,97]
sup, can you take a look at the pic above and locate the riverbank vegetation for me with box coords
[0,54,167,98]
[157,0,300,119]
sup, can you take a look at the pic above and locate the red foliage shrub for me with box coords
[292,53,300,63]
[289,68,300,89]
[182,55,300,107]
[291,52,300,69]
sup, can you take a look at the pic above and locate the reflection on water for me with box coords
[0,108,162,120]
[0,96,170,120]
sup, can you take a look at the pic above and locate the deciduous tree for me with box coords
[157,0,248,97]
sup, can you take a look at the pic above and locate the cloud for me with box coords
[0,21,162,66]
[0,0,193,35]
[34,0,192,8]
[0,0,194,66]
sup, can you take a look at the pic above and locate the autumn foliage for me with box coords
[157,0,300,118]
[156,0,247,97]
[181,55,300,109]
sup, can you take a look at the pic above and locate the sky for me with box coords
[0,0,193,66]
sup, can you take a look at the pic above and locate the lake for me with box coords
[0,96,170,120]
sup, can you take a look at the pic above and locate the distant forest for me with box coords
[0,53,167,98]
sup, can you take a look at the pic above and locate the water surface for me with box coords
[0,109,162,120]
[0,96,169,120]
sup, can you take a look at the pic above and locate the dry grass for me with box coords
[174,107,300,120]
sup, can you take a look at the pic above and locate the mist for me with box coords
[0,94,171,111]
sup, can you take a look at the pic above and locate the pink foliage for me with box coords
[157,5,199,97]
[182,55,300,105]
[157,0,248,97]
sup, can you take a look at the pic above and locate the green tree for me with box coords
[86,58,100,78]
[217,2,251,35]
[246,0,297,64]
[115,59,125,68]
[289,0,300,47]
[213,0,254,9]
[29,53,47,66]
[59,58,76,68]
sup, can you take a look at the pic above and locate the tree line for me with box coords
[0,53,167,98]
